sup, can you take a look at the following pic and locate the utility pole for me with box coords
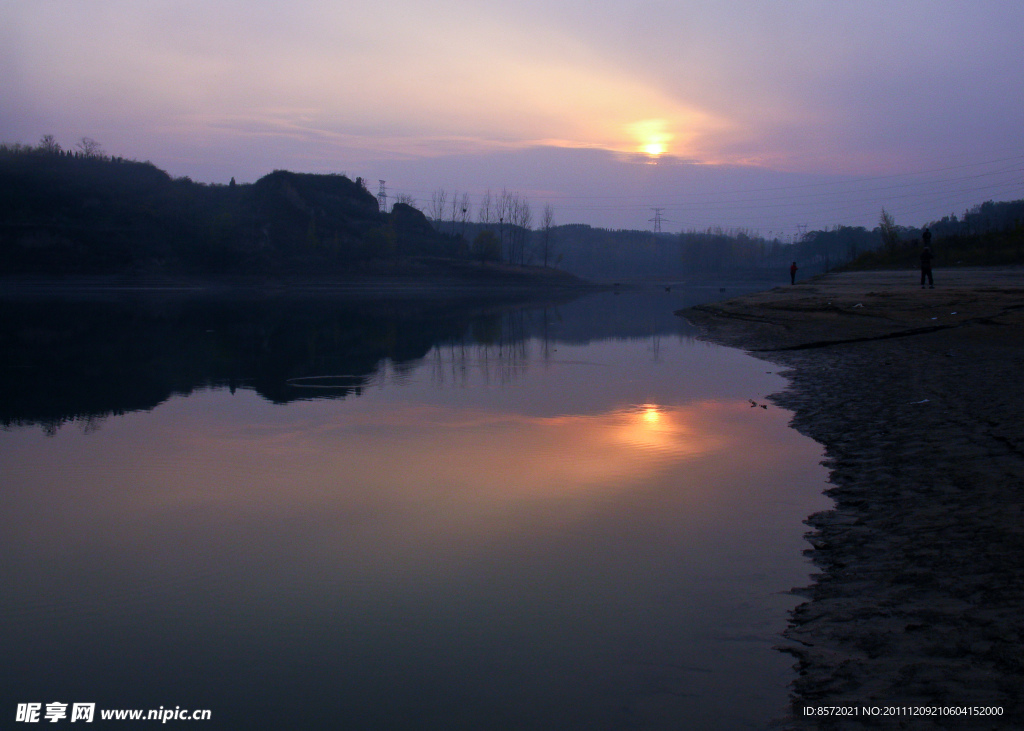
[377,180,388,213]
[649,207,665,233]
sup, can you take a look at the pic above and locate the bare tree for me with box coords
[513,196,532,230]
[75,137,104,158]
[37,134,62,154]
[496,189,514,262]
[476,188,534,263]
[488,190,534,264]
[448,189,461,235]
[521,199,533,264]
[495,186,512,221]
[879,207,900,252]
[540,204,556,267]
[394,193,417,208]
[428,188,448,224]
[478,189,495,225]
[458,192,472,240]
[509,194,532,265]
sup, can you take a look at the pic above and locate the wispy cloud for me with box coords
[3,0,1022,229]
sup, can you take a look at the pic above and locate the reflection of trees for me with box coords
[429,310,532,388]
[0,293,579,432]
[0,287,716,433]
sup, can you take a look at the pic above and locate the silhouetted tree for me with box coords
[75,137,104,159]
[428,188,447,224]
[879,208,900,252]
[37,135,61,154]
[458,192,471,239]
[478,189,494,225]
[540,204,556,267]
[511,194,532,265]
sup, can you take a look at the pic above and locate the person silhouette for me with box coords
[920,245,934,288]
[790,261,798,285]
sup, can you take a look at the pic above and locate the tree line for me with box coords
[423,191,1024,280]
[1,137,569,278]
[0,137,463,276]
[846,202,1024,270]
[673,200,1024,277]
[417,187,557,268]
[4,135,1021,280]
[416,184,1022,281]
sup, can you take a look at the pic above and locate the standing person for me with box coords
[790,261,798,285]
[920,245,934,288]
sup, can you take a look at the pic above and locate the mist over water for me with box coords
[1,286,829,729]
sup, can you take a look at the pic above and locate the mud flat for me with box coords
[680,268,1024,729]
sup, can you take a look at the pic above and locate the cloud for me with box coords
[3,0,732,159]
[3,0,1022,229]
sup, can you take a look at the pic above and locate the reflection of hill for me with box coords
[0,284,760,431]
[0,291,578,431]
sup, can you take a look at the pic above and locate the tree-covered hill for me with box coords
[0,147,460,277]
[842,200,1024,270]
[7,142,1019,281]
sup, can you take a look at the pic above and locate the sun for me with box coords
[628,119,673,159]
[643,141,666,157]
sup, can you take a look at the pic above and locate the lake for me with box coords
[0,284,829,730]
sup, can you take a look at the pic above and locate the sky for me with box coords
[3,0,1023,236]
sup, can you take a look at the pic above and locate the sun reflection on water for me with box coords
[640,403,662,424]
[608,402,698,456]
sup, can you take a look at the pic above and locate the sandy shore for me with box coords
[680,268,1024,729]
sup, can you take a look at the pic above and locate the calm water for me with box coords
[0,286,829,730]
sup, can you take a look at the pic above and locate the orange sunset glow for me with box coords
[5,397,792,561]
[6,3,1020,232]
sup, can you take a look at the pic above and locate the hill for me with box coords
[0,148,544,281]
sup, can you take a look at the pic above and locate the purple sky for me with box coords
[3,1,1022,235]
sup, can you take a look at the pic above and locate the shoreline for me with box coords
[679,268,1024,728]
